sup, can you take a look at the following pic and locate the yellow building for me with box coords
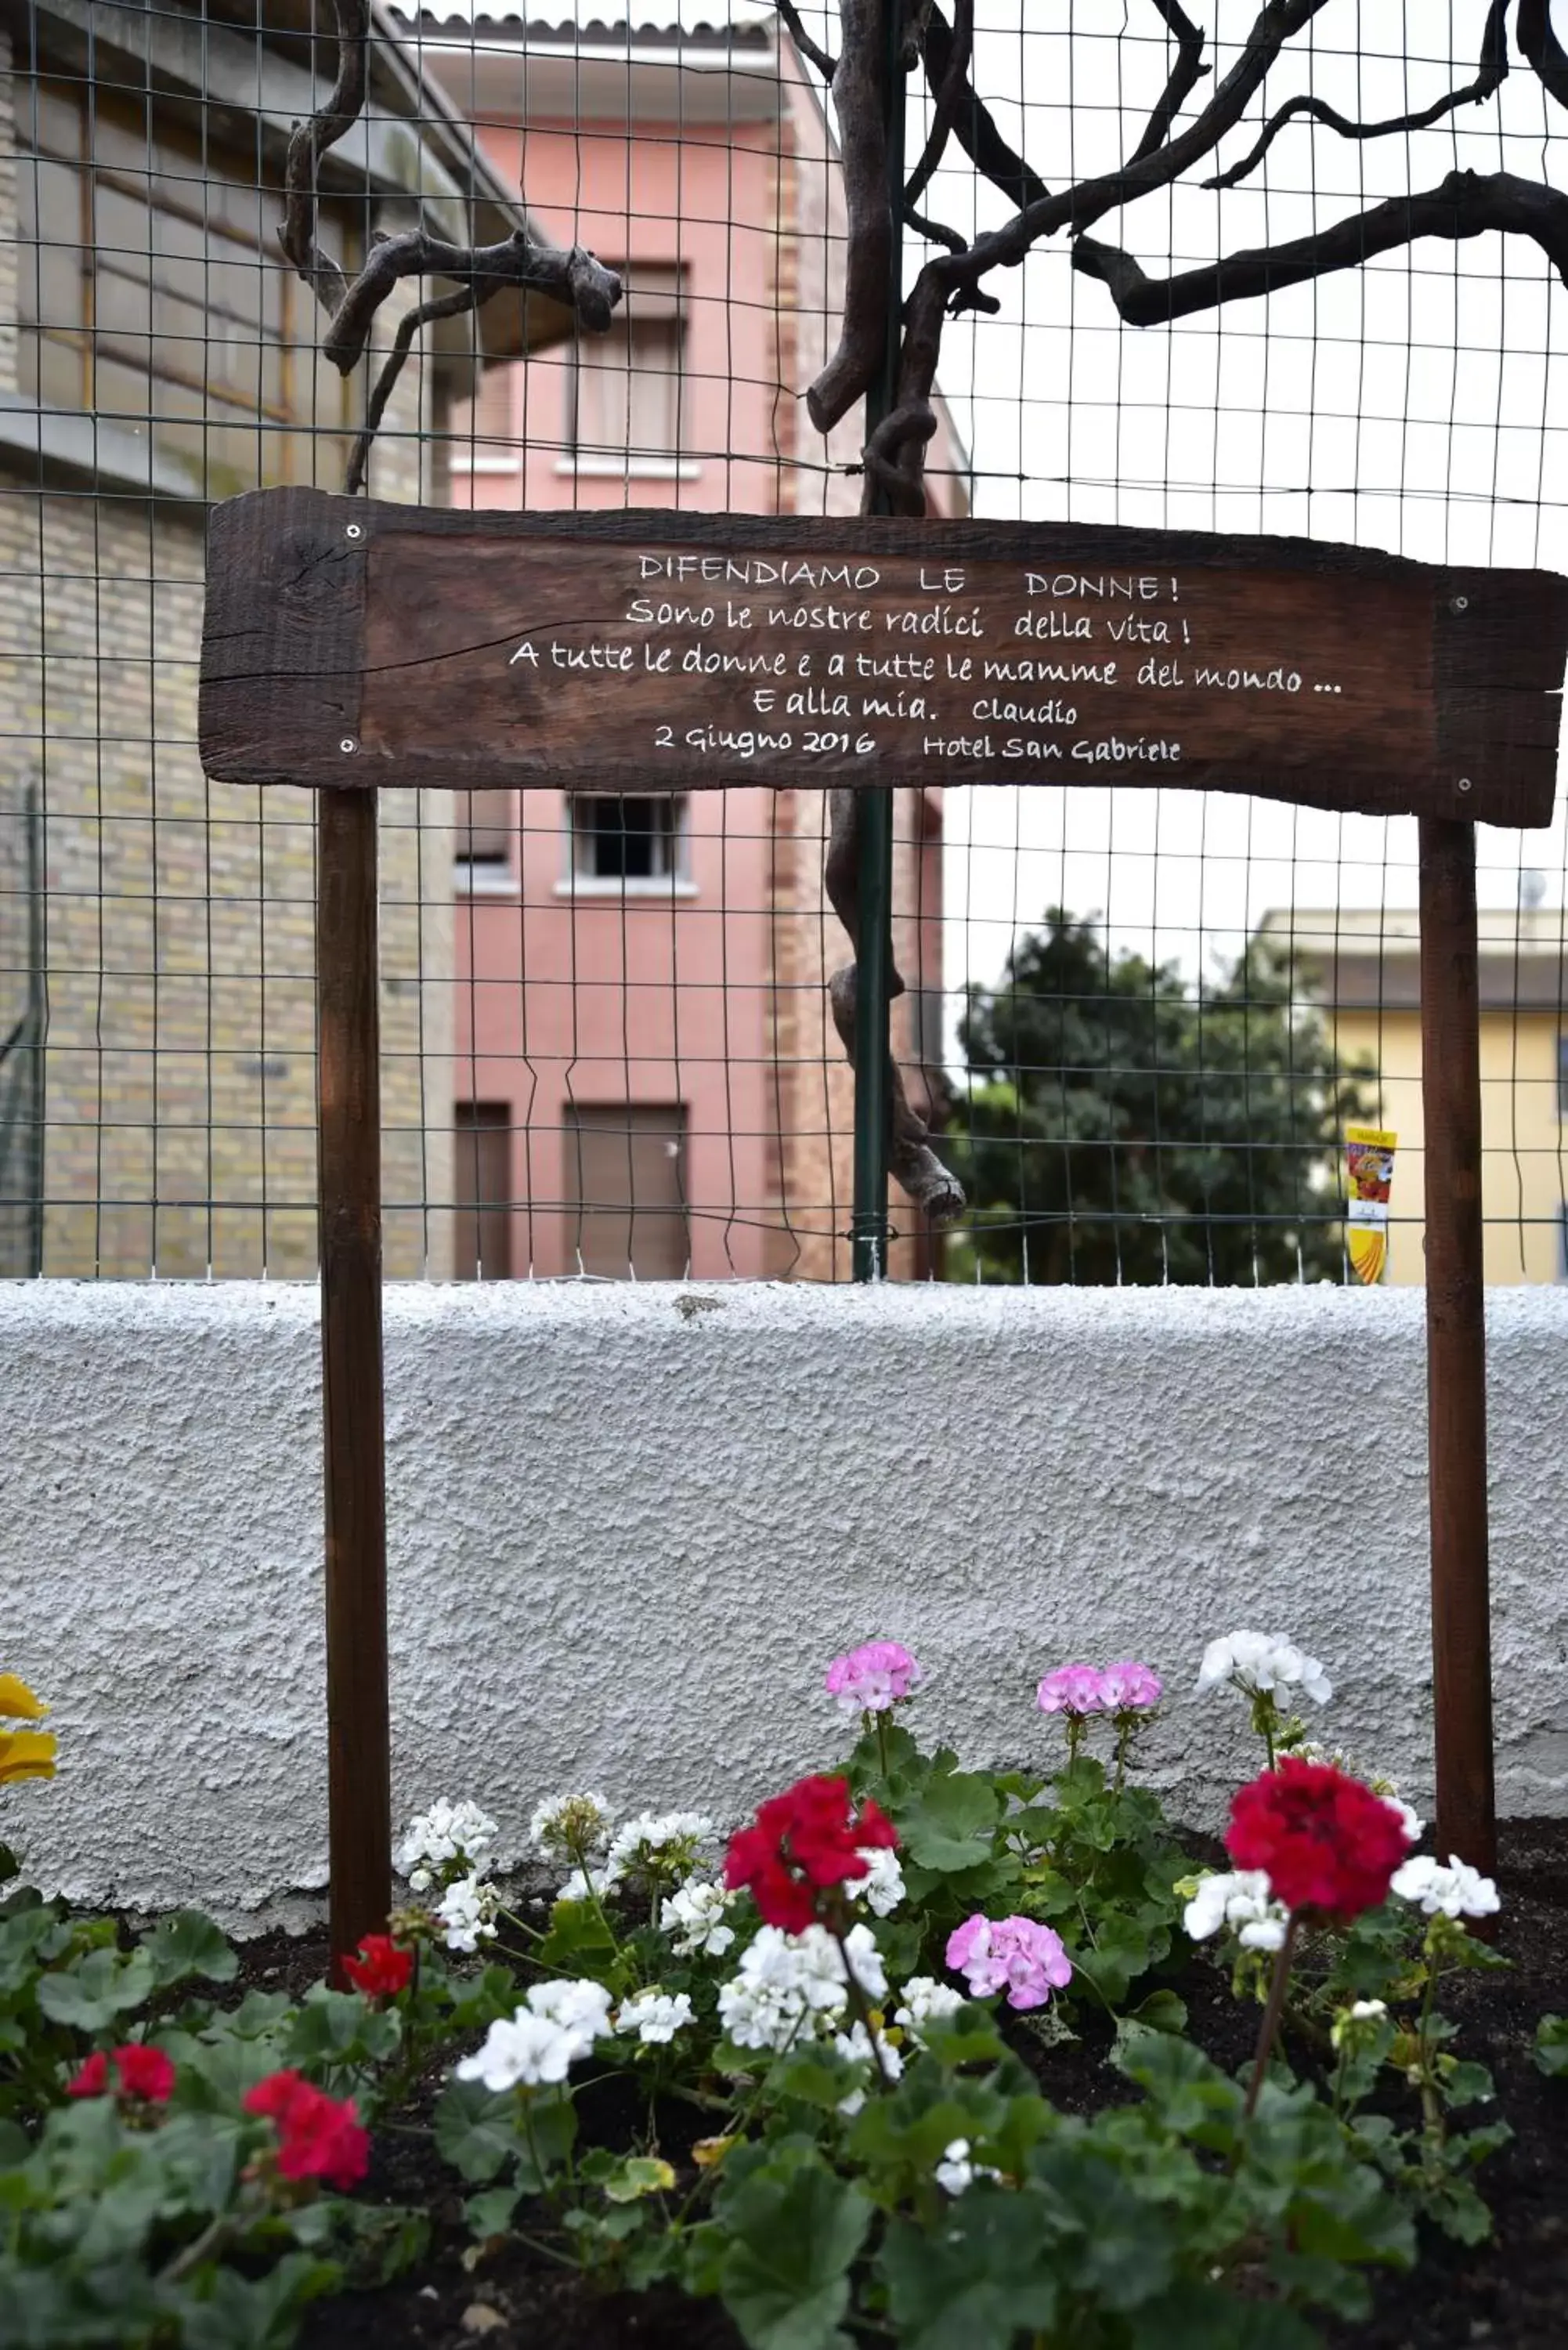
[1259,906,1568,1286]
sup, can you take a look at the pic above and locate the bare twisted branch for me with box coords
[1205,0,1509,191]
[1072,168,1568,324]
[279,0,620,490]
[1130,0,1211,165]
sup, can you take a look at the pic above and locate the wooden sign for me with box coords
[200,486,1568,827]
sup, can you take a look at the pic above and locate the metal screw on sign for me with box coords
[1451,594,1469,612]
[341,739,357,755]
[345,523,363,540]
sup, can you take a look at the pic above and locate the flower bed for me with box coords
[2,1650,1566,2349]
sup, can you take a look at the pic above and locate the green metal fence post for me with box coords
[850,0,905,1284]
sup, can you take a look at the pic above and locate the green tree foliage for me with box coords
[949,910,1372,1285]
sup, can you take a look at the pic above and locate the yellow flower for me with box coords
[1,1676,56,1785]
[0,1727,57,1786]
[0,1674,49,1723]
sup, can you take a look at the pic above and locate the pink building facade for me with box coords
[414,4,966,1279]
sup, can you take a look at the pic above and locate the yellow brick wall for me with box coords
[0,33,455,1277]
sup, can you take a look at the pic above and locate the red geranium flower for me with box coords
[67,2051,109,2099]
[244,2068,370,2189]
[67,2044,176,2103]
[342,1933,414,2001]
[724,1773,897,1933]
[1226,1756,1407,1922]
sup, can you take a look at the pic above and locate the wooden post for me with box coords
[316,785,391,1979]
[1418,816,1496,1875]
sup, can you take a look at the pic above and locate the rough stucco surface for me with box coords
[5,1281,1566,1930]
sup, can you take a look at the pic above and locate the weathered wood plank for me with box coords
[200,486,1567,826]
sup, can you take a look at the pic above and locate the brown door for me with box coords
[453,1103,512,1278]
[565,1104,688,1278]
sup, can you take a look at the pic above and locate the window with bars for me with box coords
[566,266,685,468]
[14,76,353,494]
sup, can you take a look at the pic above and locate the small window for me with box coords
[568,795,687,887]
[455,788,515,874]
[565,1104,688,1280]
[569,267,685,461]
[453,1104,513,1280]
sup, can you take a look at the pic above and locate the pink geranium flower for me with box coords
[1035,1664,1106,1717]
[946,1914,1072,2011]
[1097,1661,1163,1712]
[825,1640,922,1717]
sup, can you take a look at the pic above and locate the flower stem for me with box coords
[1243,1914,1299,2122]
[873,1711,890,1783]
[829,1922,893,2088]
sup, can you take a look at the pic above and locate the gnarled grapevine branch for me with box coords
[1071,168,1568,324]
[905,0,973,207]
[280,0,620,490]
[1205,0,1509,190]
[919,0,1046,213]
[1130,0,1210,165]
[824,789,966,1224]
[807,0,895,434]
[1519,0,1568,113]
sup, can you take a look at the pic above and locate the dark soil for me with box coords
[273,1820,1568,2350]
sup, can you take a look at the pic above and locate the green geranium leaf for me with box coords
[36,1947,157,2033]
[603,2155,677,2203]
[285,1987,400,2069]
[465,2184,521,2239]
[432,2077,522,2184]
[1125,2281,1321,2349]
[899,1773,1003,1874]
[535,1901,624,1987]
[141,1912,239,1992]
[1535,2015,1568,2077]
[766,2045,858,2112]
[719,2163,871,2350]
[175,2250,342,2350]
[1441,2059,1495,2110]
[880,2194,1060,2349]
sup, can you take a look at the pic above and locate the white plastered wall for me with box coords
[4,1282,1565,1929]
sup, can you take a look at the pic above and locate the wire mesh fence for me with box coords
[1,0,1565,1285]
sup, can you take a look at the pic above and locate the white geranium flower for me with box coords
[894,1976,966,2047]
[660,1877,737,1958]
[851,1846,905,1918]
[607,1812,715,1875]
[456,2012,574,2091]
[529,1792,613,1860]
[616,1990,695,2045]
[833,2022,903,2116]
[527,1977,614,2057]
[1389,1854,1501,1920]
[1382,1795,1424,1846]
[933,2137,1000,2195]
[715,1923,887,2053]
[436,1871,500,1954]
[1196,1632,1332,1708]
[396,1798,499,1885]
[556,1856,625,1906]
[1183,1869,1289,1953]
[1331,1998,1390,2051]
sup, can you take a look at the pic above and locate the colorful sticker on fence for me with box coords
[1345,1126,1398,1285]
